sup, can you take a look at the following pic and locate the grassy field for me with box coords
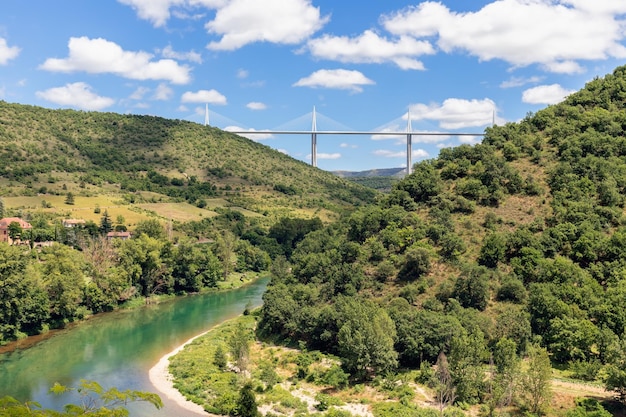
[1,194,254,229]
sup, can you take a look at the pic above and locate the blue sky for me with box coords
[1,1,626,172]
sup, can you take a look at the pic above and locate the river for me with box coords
[0,277,269,416]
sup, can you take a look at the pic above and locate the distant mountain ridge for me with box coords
[332,167,406,178]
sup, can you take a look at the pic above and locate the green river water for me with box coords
[0,277,269,416]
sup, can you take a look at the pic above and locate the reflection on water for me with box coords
[0,278,268,416]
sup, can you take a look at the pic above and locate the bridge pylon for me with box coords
[311,106,317,168]
[406,109,413,176]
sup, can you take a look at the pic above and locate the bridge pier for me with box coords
[311,106,317,168]
[406,133,412,175]
[406,110,413,176]
[311,132,317,168]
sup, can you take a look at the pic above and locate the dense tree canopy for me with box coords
[257,65,626,407]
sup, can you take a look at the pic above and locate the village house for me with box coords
[62,219,86,228]
[0,217,33,245]
[106,231,131,240]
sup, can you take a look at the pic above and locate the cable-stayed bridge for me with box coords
[199,105,486,175]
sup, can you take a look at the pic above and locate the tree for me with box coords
[134,219,165,240]
[388,298,465,366]
[490,337,520,410]
[64,192,75,205]
[269,255,291,283]
[566,398,612,417]
[258,360,279,390]
[237,383,259,417]
[453,266,491,311]
[521,345,553,415]
[478,233,506,268]
[397,245,432,282]
[229,323,251,372]
[99,210,113,234]
[496,276,527,304]
[171,238,222,292]
[268,217,323,258]
[7,221,22,244]
[336,298,398,380]
[0,244,49,342]
[38,244,87,322]
[216,230,237,280]
[395,161,443,203]
[0,380,162,416]
[449,329,488,403]
[213,344,227,370]
[435,352,456,417]
[117,234,173,296]
[0,197,4,218]
[236,239,270,273]
[605,339,626,403]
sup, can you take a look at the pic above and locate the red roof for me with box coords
[106,231,131,238]
[0,217,32,229]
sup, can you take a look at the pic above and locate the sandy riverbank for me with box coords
[148,329,216,416]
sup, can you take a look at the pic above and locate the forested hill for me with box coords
[258,65,626,408]
[0,101,375,219]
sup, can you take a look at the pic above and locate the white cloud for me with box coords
[371,127,453,144]
[340,143,358,149]
[522,84,575,105]
[500,75,544,89]
[306,30,434,70]
[0,86,5,99]
[293,69,374,93]
[154,83,174,100]
[181,89,227,104]
[277,148,289,155]
[382,0,626,74]
[206,0,328,50]
[413,132,452,144]
[373,149,429,158]
[560,0,626,14]
[409,98,496,130]
[160,45,202,63]
[307,152,341,160]
[237,69,249,79]
[40,37,191,84]
[129,86,150,100]
[118,0,186,27]
[0,38,20,65]
[224,126,273,140]
[246,102,267,110]
[36,82,115,111]
[413,149,429,158]
[458,136,482,145]
[371,126,407,141]
[373,149,403,158]
[542,61,584,74]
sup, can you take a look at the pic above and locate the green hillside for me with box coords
[256,65,626,414]
[6,64,626,416]
[0,101,375,225]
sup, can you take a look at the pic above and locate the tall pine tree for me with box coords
[99,210,113,234]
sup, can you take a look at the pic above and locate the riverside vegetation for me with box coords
[5,65,626,416]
